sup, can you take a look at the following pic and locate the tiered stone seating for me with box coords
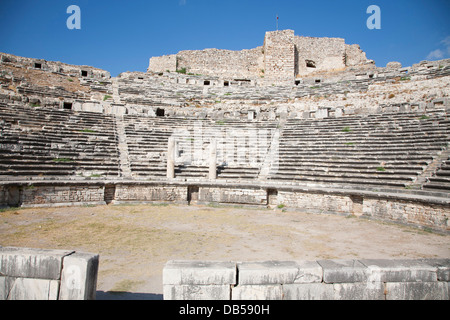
[123,115,278,180]
[268,109,449,189]
[0,104,120,180]
[423,156,450,192]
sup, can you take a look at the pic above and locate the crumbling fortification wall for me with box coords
[147,29,370,84]
[263,30,296,85]
[148,54,177,73]
[176,48,264,79]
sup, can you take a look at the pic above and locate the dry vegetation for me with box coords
[0,203,448,296]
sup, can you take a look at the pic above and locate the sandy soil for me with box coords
[0,203,448,300]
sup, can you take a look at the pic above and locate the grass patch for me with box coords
[277,204,285,209]
[52,158,73,163]
[103,95,112,101]
[420,115,430,120]
[215,120,225,125]
[80,129,96,133]
[376,167,386,172]
[110,279,145,293]
[342,127,352,132]
[344,142,355,146]
[176,68,187,74]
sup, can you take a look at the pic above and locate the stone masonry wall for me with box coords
[163,259,450,300]
[148,54,177,73]
[263,30,296,85]
[294,36,346,76]
[0,182,448,231]
[0,246,99,300]
[176,47,264,79]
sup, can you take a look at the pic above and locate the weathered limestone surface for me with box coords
[0,247,99,300]
[163,259,450,300]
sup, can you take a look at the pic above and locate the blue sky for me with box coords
[0,0,449,76]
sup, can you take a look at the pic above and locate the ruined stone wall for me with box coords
[176,47,264,79]
[0,52,110,79]
[148,54,177,73]
[263,30,296,85]
[294,36,346,76]
[147,30,371,84]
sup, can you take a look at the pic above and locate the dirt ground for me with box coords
[0,203,448,300]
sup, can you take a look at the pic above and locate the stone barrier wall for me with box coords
[0,181,448,232]
[163,259,450,300]
[0,246,99,300]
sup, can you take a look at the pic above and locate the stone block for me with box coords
[5,278,59,300]
[420,259,450,281]
[333,282,385,300]
[283,283,334,300]
[360,259,438,282]
[0,247,74,280]
[385,282,449,300]
[293,260,323,283]
[317,259,368,283]
[237,261,298,285]
[59,252,99,300]
[232,285,283,300]
[163,260,236,285]
[163,284,230,300]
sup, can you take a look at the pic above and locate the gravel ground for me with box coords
[0,203,448,300]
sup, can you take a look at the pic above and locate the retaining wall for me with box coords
[163,259,450,300]
[0,181,448,232]
[0,246,99,300]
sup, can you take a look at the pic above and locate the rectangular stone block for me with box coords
[163,260,236,285]
[0,247,74,280]
[385,282,449,300]
[317,259,368,283]
[232,285,283,300]
[59,252,99,300]
[293,260,323,283]
[360,259,438,283]
[163,284,230,300]
[237,261,298,285]
[333,282,385,300]
[5,278,59,300]
[283,283,334,300]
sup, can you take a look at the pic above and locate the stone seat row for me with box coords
[423,156,450,192]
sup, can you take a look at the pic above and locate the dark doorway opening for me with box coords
[156,108,165,117]
[188,186,199,204]
[63,102,73,110]
[81,70,88,77]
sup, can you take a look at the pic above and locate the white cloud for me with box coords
[427,49,444,60]
[179,0,187,5]
[426,36,450,60]
[441,36,450,47]
[442,36,450,55]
